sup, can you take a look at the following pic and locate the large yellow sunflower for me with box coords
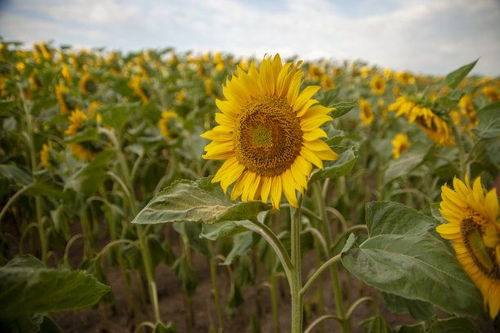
[201,55,338,209]
[436,177,499,318]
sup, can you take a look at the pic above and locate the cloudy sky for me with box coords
[1,0,499,75]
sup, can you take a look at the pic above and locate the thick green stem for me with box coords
[290,206,303,333]
[452,125,467,177]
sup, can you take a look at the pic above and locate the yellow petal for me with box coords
[270,176,282,210]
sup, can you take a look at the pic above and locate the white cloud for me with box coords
[1,0,499,75]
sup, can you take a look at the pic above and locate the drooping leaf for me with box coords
[474,101,500,139]
[200,220,254,241]
[341,202,484,318]
[444,59,478,89]
[0,255,110,318]
[132,177,269,225]
[223,231,254,265]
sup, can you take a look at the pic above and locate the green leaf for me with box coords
[341,202,484,318]
[0,255,110,318]
[223,231,254,265]
[360,315,389,333]
[101,104,131,131]
[64,150,115,195]
[200,220,253,240]
[384,142,430,184]
[173,222,210,256]
[474,101,500,139]
[63,127,99,143]
[330,100,357,118]
[132,178,269,225]
[311,147,358,181]
[382,292,435,320]
[0,164,32,185]
[444,59,478,89]
[428,317,480,333]
[394,324,425,333]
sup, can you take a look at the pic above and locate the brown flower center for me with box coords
[235,96,303,177]
[461,217,499,280]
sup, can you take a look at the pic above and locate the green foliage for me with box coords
[132,177,269,225]
[311,147,358,181]
[384,142,431,184]
[341,202,484,318]
[445,59,478,89]
[0,255,110,319]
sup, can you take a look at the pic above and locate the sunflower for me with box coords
[436,177,499,318]
[370,75,386,95]
[158,110,178,141]
[359,98,374,126]
[55,84,70,114]
[389,96,454,146]
[65,109,100,161]
[129,75,150,104]
[201,54,338,209]
[79,73,96,95]
[391,133,410,159]
[40,144,50,168]
[482,86,499,102]
[458,95,479,128]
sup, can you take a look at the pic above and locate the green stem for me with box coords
[313,182,349,333]
[300,254,341,296]
[270,274,281,333]
[452,125,467,177]
[138,225,161,323]
[290,206,303,333]
[209,247,224,332]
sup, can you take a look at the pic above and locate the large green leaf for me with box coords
[428,317,479,333]
[341,202,484,318]
[444,59,478,89]
[0,255,110,318]
[200,220,254,241]
[384,142,430,184]
[311,147,358,181]
[382,292,435,320]
[223,231,254,265]
[132,177,269,225]
[0,164,32,186]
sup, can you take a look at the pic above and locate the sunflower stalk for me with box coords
[290,205,303,333]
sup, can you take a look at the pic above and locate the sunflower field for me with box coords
[0,39,499,333]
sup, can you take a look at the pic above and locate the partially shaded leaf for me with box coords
[445,59,478,89]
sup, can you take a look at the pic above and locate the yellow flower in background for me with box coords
[65,109,98,161]
[16,62,26,72]
[204,78,214,96]
[482,85,499,102]
[321,75,335,90]
[129,75,150,104]
[79,72,96,95]
[61,64,72,82]
[359,98,374,125]
[215,62,225,72]
[436,177,500,318]
[458,95,479,128]
[370,75,386,95]
[175,89,186,104]
[158,110,178,141]
[29,75,42,91]
[383,68,392,79]
[360,66,370,79]
[391,133,410,159]
[389,96,454,146]
[40,144,50,168]
[202,54,338,209]
[55,84,70,114]
[395,71,415,85]
[450,110,462,125]
[65,109,87,136]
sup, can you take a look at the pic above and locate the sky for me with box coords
[1,0,499,75]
